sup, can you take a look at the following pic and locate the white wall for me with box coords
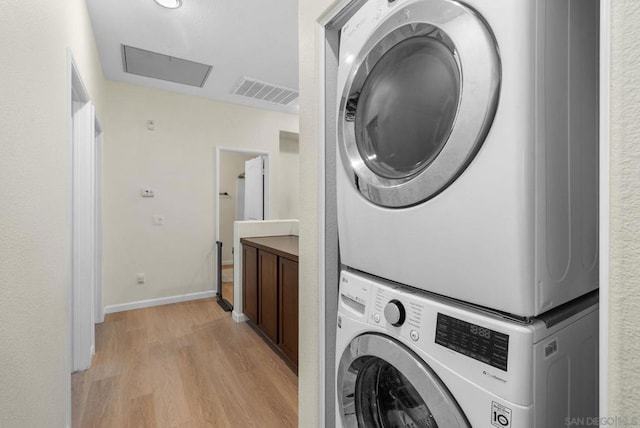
[279,131,301,219]
[103,81,298,308]
[0,0,105,426]
[219,151,255,263]
[609,0,640,419]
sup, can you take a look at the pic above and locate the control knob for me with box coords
[384,299,406,327]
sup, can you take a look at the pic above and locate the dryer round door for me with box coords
[338,0,500,208]
[337,333,470,428]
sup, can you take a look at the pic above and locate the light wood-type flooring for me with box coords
[72,298,298,427]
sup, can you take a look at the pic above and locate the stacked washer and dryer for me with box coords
[333,0,600,426]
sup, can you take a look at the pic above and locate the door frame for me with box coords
[214,147,270,286]
[95,120,104,324]
[598,0,611,418]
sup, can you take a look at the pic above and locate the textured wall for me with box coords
[103,81,298,308]
[0,0,105,426]
[609,0,640,420]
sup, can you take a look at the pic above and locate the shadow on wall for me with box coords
[279,131,300,220]
[186,244,216,292]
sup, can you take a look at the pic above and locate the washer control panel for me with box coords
[371,281,425,339]
[338,270,541,405]
[435,313,510,371]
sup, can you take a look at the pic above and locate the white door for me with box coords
[72,100,96,372]
[94,126,104,324]
[244,156,264,220]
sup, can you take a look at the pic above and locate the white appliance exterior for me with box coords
[335,270,599,428]
[336,0,599,316]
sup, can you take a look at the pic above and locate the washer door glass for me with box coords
[338,0,500,207]
[337,334,470,428]
[356,357,439,427]
[356,36,460,180]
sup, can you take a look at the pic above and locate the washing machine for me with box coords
[335,0,599,316]
[335,270,598,427]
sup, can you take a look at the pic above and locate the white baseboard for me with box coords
[232,310,248,323]
[104,290,216,314]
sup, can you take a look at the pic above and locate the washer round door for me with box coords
[337,334,470,428]
[338,0,500,208]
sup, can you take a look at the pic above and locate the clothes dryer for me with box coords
[336,0,599,316]
[335,270,599,428]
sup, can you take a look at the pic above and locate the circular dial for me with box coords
[384,300,406,326]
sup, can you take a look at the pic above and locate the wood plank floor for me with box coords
[72,298,298,427]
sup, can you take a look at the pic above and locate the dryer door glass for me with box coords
[338,0,500,207]
[337,334,470,428]
[355,37,460,180]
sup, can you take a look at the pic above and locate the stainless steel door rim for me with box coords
[338,0,501,207]
[337,333,470,427]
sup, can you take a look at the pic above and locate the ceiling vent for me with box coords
[122,45,212,88]
[231,77,299,105]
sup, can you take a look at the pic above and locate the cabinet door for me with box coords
[242,244,259,324]
[278,257,298,366]
[258,250,278,343]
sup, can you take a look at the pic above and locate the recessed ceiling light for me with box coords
[154,0,182,9]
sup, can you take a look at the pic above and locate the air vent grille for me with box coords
[122,45,212,88]
[231,77,299,105]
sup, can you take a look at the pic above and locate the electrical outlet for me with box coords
[137,273,145,285]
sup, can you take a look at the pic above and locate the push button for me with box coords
[373,313,381,323]
[410,330,420,341]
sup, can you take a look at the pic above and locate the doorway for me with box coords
[215,147,270,310]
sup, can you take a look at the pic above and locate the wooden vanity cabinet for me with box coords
[258,249,278,343]
[241,236,299,370]
[278,257,298,366]
[242,244,259,324]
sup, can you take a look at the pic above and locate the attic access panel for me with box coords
[122,45,212,87]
